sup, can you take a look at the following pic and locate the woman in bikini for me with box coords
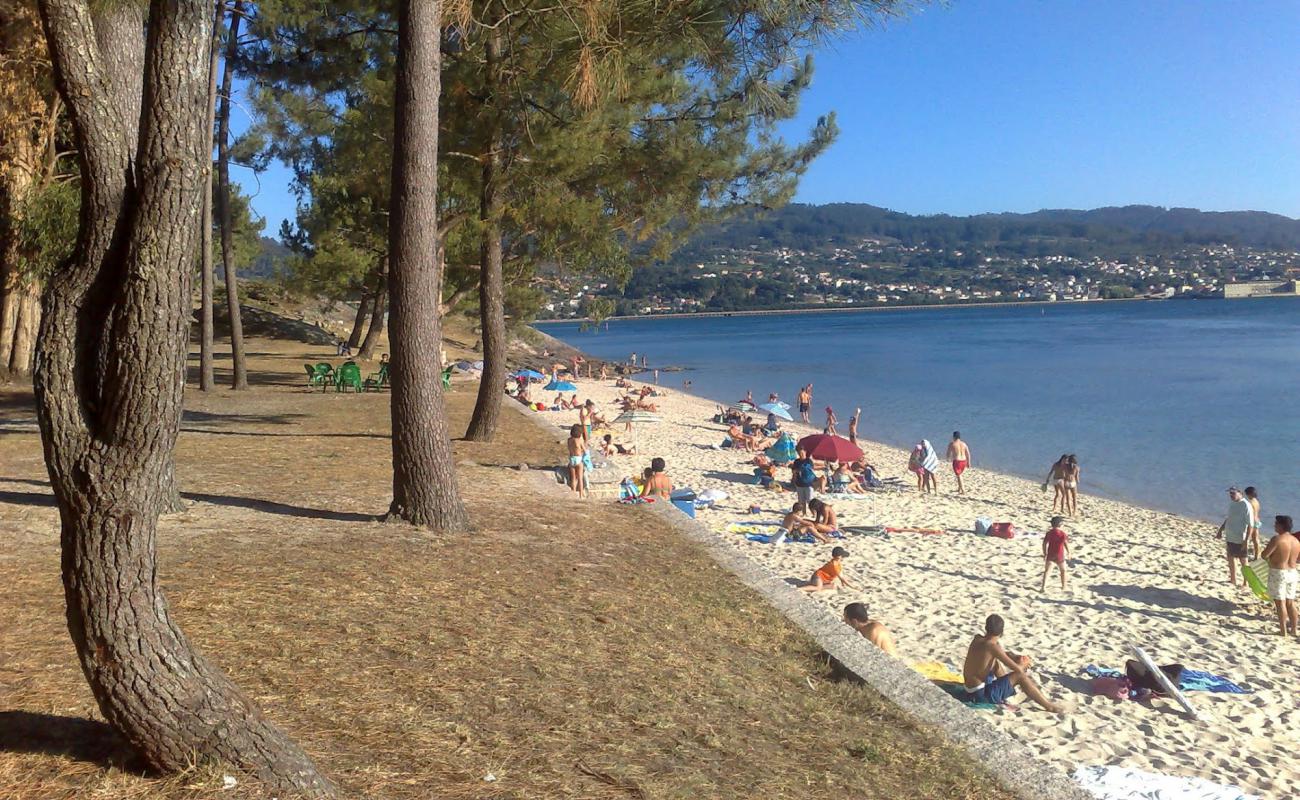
[640,457,673,499]
[1044,455,1069,513]
[1063,454,1081,516]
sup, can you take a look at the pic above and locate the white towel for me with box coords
[919,440,941,473]
[1072,765,1259,800]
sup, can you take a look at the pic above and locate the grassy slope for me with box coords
[0,331,1014,800]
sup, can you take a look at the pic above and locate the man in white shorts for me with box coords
[1262,515,1299,636]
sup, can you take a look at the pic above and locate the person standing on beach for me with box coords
[1217,487,1256,588]
[1245,486,1263,558]
[1262,515,1298,636]
[848,408,861,445]
[961,615,1063,713]
[1062,455,1081,516]
[946,431,971,494]
[566,424,587,499]
[798,384,812,423]
[791,446,817,508]
[824,405,837,434]
[1040,516,1070,592]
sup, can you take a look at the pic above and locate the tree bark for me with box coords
[358,284,386,360]
[385,0,469,530]
[198,0,221,392]
[33,0,332,793]
[216,0,247,389]
[464,26,505,442]
[345,287,372,350]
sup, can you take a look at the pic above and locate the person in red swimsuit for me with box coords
[946,431,972,494]
[1040,516,1070,592]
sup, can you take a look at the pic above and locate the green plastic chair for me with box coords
[312,362,334,391]
[441,367,452,389]
[304,363,320,388]
[335,362,364,393]
[365,362,390,391]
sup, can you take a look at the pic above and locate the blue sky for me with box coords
[234,0,1300,234]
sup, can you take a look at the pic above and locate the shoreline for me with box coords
[535,295,1159,324]
[526,373,1290,798]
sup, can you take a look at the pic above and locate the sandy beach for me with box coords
[534,375,1296,798]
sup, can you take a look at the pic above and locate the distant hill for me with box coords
[671,204,1300,258]
[245,236,292,279]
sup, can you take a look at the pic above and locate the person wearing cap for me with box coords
[1217,486,1256,588]
[843,602,898,656]
[799,546,860,592]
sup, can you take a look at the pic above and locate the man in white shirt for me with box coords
[1217,486,1256,589]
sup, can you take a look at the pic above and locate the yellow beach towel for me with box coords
[912,661,963,683]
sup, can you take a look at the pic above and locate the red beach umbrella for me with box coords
[797,433,863,463]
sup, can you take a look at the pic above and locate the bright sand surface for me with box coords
[541,376,1296,798]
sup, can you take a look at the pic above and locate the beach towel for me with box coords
[912,661,963,683]
[935,682,1000,710]
[1082,665,1251,694]
[919,439,941,473]
[1072,765,1259,800]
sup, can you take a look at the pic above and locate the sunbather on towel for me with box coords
[961,614,1063,713]
[800,547,859,593]
[779,503,830,544]
[844,602,897,656]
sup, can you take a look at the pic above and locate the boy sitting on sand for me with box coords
[961,614,1063,713]
[1040,516,1070,592]
[843,602,897,656]
[778,503,831,544]
[799,546,860,592]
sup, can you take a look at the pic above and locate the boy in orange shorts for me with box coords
[800,547,860,593]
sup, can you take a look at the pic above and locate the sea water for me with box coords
[539,297,1300,522]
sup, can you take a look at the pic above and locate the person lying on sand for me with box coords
[583,399,608,427]
[1262,515,1299,636]
[600,434,636,457]
[843,602,897,656]
[799,546,859,592]
[961,615,1063,713]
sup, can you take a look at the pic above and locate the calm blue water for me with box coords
[540,298,1300,522]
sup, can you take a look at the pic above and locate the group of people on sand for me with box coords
[1044,454,1082,516]
[799,547,1065,713]
[1218,486,1299,636]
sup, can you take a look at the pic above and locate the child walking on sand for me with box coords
[1040,516,1070,591]
[800,546,860,592]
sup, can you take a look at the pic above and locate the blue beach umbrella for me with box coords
[513,368,545,380]
[758,402,793,421]
[544,380,578,392]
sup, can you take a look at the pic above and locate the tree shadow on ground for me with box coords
[180,492,378,523]
[0,490,54,507]
[0,711,143,772]
[182,410,308,426]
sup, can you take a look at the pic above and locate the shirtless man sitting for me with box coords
[961,614,1063,713]
[1262,515,1299,636]
[843,602,897,657]
[778,502,831,544]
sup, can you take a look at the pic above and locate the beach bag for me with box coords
[1089,676,1130,701]
[990,522,1016,539]
[974,517,993,536]
[794,460,817,487]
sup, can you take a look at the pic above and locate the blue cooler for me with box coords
[670,490,698,518]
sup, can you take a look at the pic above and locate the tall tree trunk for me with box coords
[33,0,332,792]
[198,0,221,391]
[385,0,469,530]
[465,24,506,442]
[216,0,247,390]
[358,285,386,360]
[345,287,372,350]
